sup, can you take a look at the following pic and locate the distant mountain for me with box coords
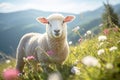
[77,3,120,33]
[68,3,120,43]
[0,10,77,54]
[81,3,120,24]
[0,3,120,55]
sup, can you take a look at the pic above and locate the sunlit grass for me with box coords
[0,29,120,80]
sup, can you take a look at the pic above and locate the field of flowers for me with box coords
[0,27,120,80]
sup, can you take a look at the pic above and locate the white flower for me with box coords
[18,73,23,76]
[69,41,72,45]
[109,46,118,52]
[98,35,107,42]
[99,23,103,27]
[6,60,11,64]
[86,30,92,35]
[72,26,80,32]
[71,66,80,75]
[84,33,87,37]
[97,49,105,55]
[81,56,99,67]
[48,72,62,80]
[105,63,113,69]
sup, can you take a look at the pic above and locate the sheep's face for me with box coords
[47,20,64,38]
[37,14,75,38]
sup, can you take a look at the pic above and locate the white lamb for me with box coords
[16,13,75,73]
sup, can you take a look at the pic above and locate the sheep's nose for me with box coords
[54,30,60,33]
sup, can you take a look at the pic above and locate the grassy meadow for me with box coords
[0,28,120,80]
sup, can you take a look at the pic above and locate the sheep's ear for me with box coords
[36,17,48,24]
[64,16,75,23]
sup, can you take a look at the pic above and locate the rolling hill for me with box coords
[0,3,120,55]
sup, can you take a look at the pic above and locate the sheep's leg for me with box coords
[16,47,25,73]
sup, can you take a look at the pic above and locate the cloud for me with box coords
[17,1,99,13]
[0,0,120,13]
[0,2,15,12]
[1,0,98,13]
[0,2,14,9]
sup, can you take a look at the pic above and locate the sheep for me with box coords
[16,13,75,73]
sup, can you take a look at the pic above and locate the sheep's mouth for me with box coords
[55,33,60,36]
[53,33,61,38]
[51,30,62,38]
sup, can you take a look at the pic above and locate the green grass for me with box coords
[0,29,120,80]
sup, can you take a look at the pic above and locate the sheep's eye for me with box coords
[48,22,52,27]
[62,21,64,26]
[63,21,65,23]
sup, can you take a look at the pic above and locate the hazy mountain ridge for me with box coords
[79,3,120,32]
[0,3,120,55]
[0,9,77,54]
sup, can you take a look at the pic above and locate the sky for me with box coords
[0,0,120,14]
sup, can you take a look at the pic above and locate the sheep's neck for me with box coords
[47,36,66,53]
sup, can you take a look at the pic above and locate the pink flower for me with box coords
[47,50,54,56]
[103,29,109,35]
[3,68,19,80]
[26,56,35,60]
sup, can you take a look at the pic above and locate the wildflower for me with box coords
[103,29,109,35]
[72,26,80,32]
[84,33,87,37]
[23,57,26,61]
[3,68,19,80]
[26,56,35,60]
[47,50,54,56]
[98,35,107,42]
[78,38,82,43]
[17,73,23,76]
[97,49,105,55]
[69,41,72,45]
[109,46,118,52]
[81,56,99,67]
[105,63,113,69]
[48,72,62,80]
[71,66,80,75]
[86,30,92,35]
[99,23,103,27]
[6,60,11,64]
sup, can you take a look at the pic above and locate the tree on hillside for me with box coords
[102,0,119,28]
